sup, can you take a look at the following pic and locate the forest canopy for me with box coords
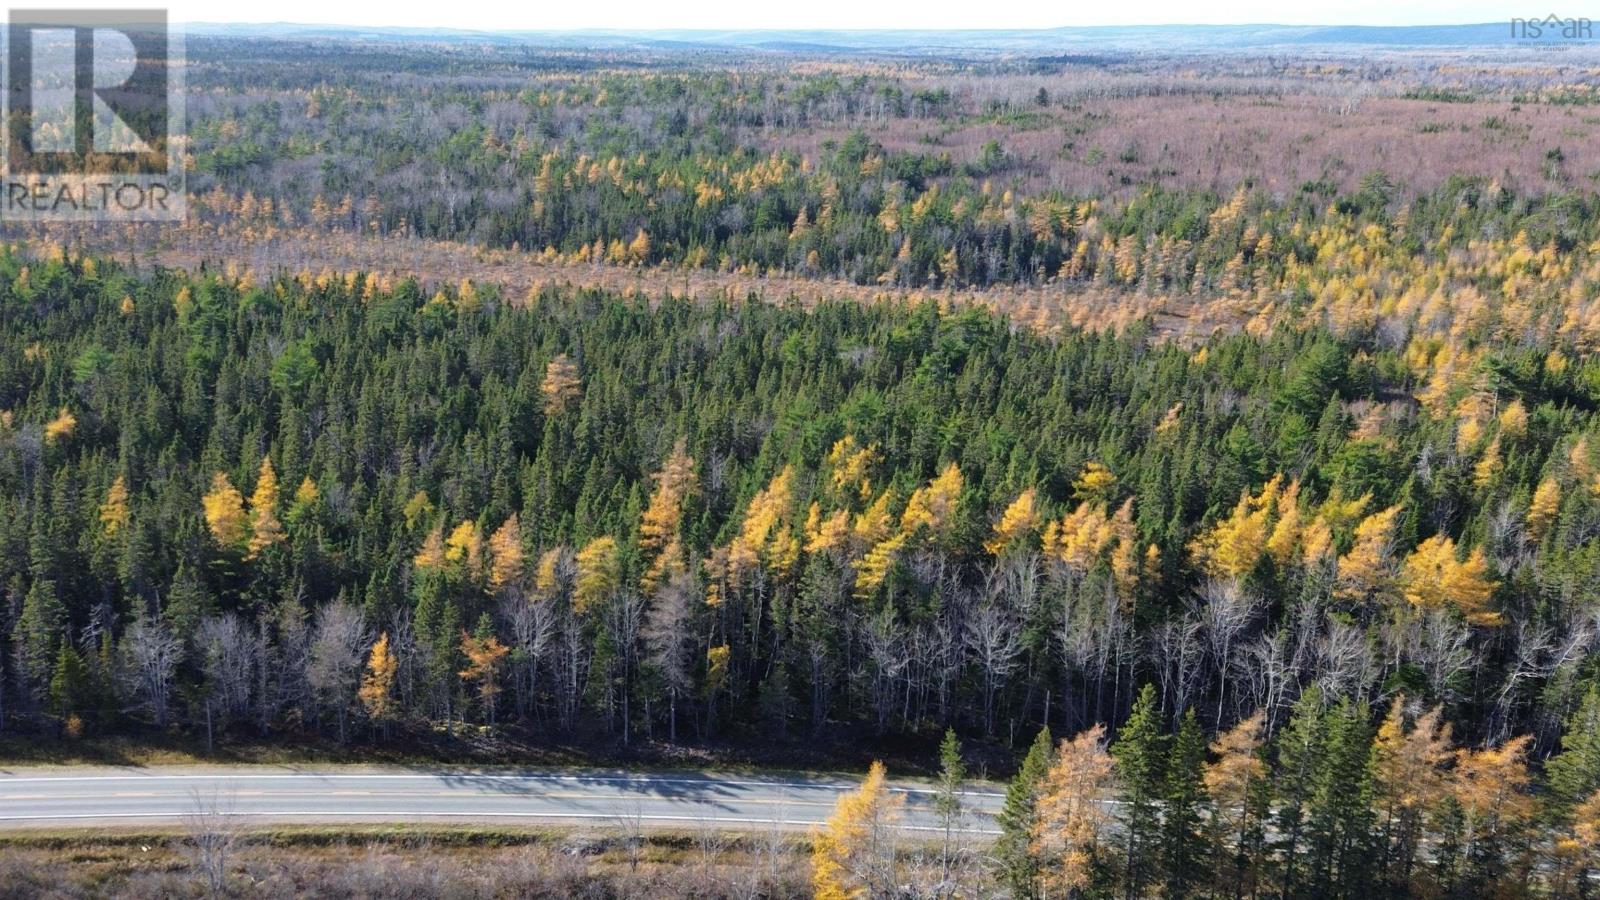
[0,244,1596,757]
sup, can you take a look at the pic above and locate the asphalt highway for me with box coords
[0,767,1004,832]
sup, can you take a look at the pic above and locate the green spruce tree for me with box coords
[995,725,1054,899]
[935,727,966,885]
[1548,684,1600,810]
[1163,708,1208,899]
[1113,684,1167,900]
[1273,687,1327,899]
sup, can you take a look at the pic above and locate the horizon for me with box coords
[177,18,1530,32]
[91,0,1537,33]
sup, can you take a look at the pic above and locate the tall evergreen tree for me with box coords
[1113,683,1167,900]
[1303,699,1376,899]
[1163,708,1208,899]
[1273,687,1327,899]
[11,579,66,710]
[995,725,1054,899]
[1548,685,1600,811]
[47,643,89,724]
[934,727,966,886]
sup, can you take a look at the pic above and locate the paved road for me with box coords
[0,767,1003,833]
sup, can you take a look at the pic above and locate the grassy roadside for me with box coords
[0,823,780,850]
[0,824,815,898]
[0,725,1016,783]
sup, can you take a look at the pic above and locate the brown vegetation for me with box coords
[0,827,808,898]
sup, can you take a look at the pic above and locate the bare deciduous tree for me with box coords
[120,616,180,727]
[1152,615,1206,721]
[964,600,1023,736]
[198,614,259,745]
[604,591,647,744]
[305,600,370,743]
[610,798,646,872]
[183,789,239,898]
[503,588,555,723]
[643,571,695,742]
[1315,617,1379,704]
[865,605,909,735]
[1197,579,1260,724]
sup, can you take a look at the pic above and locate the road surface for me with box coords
[0,767,1004,833]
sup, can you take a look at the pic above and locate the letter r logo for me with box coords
[5,8,171,174]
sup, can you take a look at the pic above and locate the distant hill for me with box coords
[180,21,1591,53]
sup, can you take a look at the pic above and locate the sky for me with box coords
[15,0,1533,31]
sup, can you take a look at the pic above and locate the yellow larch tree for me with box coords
[1371,700,1453,868]
[1527,476,1561,542]
[487,514,524,592]
[1108,500,1141,598]
[246,457,285,560]
[458,629,511,724]
[1265,479,1304,565]
[901,463,963,535]
[288,476,319,523]
[852,490,895,546]
[413,524,445,571]
[574,536,619,614]
[541,354,582,414]
[854,532,908,600]
[1472,436,1503,489]
[706,644,731,693]
[1570,435,1594,482]
[1337,504,1401,601]
[1499,399,1529,437]
[1204,711,1267,891]
[626,228,652,264]
[1552,789,1600,896]
[1032,724,1115,895]
[1191,484,1272,580]
[43,408,76,444]
[534,546,573,600]
[99,475,130,537]
[202,472,248,549]
[358,632,398,725]
[804,503,852,555]
[985,488,1040,555]
[1300,515,1335,567]
[767,528,801,582]
[812,760,903,900]
[728,466,794,579]
[1041,499,1139,593]
[1400,535,1500,626]
[1317,489,1371,535]
[1155,402,1184,437]
[1451,735,1537,861]
[1071,461,1117,504]
[638,441,695,591]
[455,278,479,312]
[402,490,434,531]
[826,436,878,500]
[444,520,484,579]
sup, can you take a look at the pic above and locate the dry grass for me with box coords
[0,826,812,898]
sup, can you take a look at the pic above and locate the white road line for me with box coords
[0,810,1001,834]
[0,773,1001,798]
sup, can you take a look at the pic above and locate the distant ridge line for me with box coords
[173,21,1595,53]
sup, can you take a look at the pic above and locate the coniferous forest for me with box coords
[6,29,1600,900]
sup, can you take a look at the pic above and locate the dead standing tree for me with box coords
[183,788,240,899]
